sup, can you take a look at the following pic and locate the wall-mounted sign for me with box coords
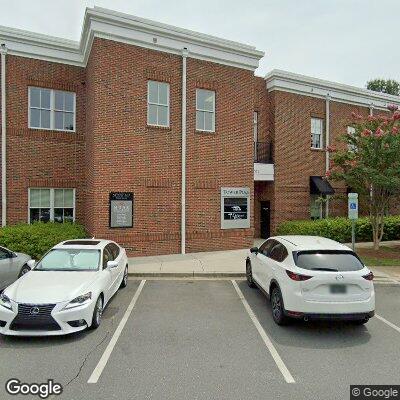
[221,187,250,229]
[109,192,133,228]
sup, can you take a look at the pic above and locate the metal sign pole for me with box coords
[352,220,355,252]
[348,193,358,252]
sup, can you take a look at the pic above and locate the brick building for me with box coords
[0,7,399,256]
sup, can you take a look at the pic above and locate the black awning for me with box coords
[310,176,335,195]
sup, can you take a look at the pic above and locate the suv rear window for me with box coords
[294,250,364,272]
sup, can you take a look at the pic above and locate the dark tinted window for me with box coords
[0,248,10,260]
[102,246,114,269]
[109,243,120,260]
[295,251,364,272]
[64,240,100,246]
[269,244,288,262]
[259,239,276,256]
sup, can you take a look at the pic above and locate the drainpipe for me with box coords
[1,44,7,227]
[181,48,188,254]
[325,94,330,218]
[369,103,374,116]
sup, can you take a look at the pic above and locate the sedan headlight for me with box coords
[63,292,92,310]
[0,293,12,311]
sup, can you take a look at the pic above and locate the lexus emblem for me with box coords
[30,307,40,315]
[335,275,344,281]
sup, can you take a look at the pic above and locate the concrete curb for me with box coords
[129,272,246,278]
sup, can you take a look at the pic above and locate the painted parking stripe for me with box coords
[231,280,295,384]
[88,280,146,384]
[376,314,400,334]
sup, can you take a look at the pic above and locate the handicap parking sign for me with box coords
[348,193,358,220]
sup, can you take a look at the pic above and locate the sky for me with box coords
[0,0,399,88]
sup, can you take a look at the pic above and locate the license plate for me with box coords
[330,284,347,294]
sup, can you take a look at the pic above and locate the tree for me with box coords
[326,105,400,250]
[367,79,400,96]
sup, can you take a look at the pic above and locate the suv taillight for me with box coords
[362,272,374,281]
[286,270,312,281]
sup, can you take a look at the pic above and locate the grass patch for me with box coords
[357,245,400,266]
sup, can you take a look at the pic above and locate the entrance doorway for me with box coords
[260,201,271,239]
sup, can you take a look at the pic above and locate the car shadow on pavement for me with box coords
[237,280,372,350]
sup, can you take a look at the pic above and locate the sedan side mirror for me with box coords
[250,247,259,254]
[107,260,119,269]
[27,259,36,268]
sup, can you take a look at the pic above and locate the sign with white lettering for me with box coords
[109,192,133,228]
[221,187,250,229]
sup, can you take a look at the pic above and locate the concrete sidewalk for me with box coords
[128,240,400,283]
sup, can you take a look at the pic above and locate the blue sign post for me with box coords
[348,193,359,251]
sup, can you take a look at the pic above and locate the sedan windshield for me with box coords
[294,250,364,272]
[35,249,100,271]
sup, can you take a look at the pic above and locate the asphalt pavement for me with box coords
[0,280,399,400]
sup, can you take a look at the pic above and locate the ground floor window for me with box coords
[310,194,326,220]
[221,187,250,229]
[29,188,75,223]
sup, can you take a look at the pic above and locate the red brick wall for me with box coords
[0,54,86,224]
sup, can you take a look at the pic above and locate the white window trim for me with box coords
[311,117,324,149]
[196,89,215,133]
[28,188,76,223]
[28,87,76,133]
[347,126,357,152]
[147,81,170,128]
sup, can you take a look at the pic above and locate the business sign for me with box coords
[221,187,250,229]
[109,192,133,228]
[348,193,358,220]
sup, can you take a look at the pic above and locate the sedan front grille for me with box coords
[10,303,60,331]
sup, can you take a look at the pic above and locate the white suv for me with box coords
[246,235,375,325]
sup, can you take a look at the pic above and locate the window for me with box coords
[29,188,75,223]
[269,243,288,263]
[253,112,258,161]
[347,126,357,152]
[311,118,324,149]
[36,249,100,271]
[0,247,10,260]
[108,243,120,260]
[29,87,75,131]
[196,89,215,132]
[259,239,276,257]
[102,246,114,269]
[310,194,325,220]
[147,81,169,127]
[295,251,364,272]
[221,187,250,229]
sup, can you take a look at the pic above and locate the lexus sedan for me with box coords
[0,239,128,336]
[246,236,375,325]
[0,246,32,292]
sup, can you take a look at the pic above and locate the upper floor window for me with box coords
[29,188,75,223]
[147,81,169,127]
[347,126,357,152]
[196,89,215,132]
[29,87,75,131]
[311,117,324,149]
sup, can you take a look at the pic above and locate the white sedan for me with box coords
[0,239,128,336]
[246,235,375,325]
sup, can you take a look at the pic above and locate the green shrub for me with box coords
[0,222,88,259]
[276,216,400,243]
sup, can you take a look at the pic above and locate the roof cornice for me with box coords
[265,69,400,110]
[0,6,264,70]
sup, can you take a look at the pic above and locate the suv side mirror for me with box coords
[107,260,119,269]
[250,247,259,254]
[27,259,36,268]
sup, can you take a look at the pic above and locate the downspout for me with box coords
[1,44,7,227]
[325,94,330,218]
[181,48,188,254]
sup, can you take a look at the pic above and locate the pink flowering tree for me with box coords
[326,105,400,250]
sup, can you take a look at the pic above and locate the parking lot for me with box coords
[1,279,400,400]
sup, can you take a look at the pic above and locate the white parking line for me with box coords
[231,280,295,384]
[376,314,400,334]
[88,279,146,384]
